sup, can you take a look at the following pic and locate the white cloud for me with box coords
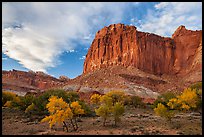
[79,56,86,60]
[83,34,93,40]
[138,2,202,37]
[2,27,59,72]
[154,2,169,9]
[2,2,129,72]
[66,50,75,53]
[2,57,7,60]
[130,18,142,26]
[81,33,95,45]
[84,47,89,51]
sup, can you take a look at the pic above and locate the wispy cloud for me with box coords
[79,56,86,60]
[130,17,142,26]
[66,50,75,53]
[137,2,202,36]
[2,2,129,72]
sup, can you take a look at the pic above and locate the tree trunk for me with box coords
[103,118,106,126]
[114,117,117,126]
[63,121,68,132]
[70,119,77,131]
[74,118,78,129]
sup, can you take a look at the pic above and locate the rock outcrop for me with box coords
[2,69,69,93]
[172,25,202,75]
[59,75,70,82]
[83,23,202,76]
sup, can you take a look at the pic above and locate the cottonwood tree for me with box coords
[94,91,126,126]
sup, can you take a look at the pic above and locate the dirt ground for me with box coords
[2,107,202,135]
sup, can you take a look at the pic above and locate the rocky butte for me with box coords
[63,23,202,100]
[83,23,202,76]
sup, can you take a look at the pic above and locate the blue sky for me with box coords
[2,2,202,79]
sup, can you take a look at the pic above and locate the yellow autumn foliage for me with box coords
[4,101,13,108]
[167,88,198,111]
[178,88,198,109]
[2,91,22,108]
[46,96,69,114]
[154,103,175,121]
[90,94,101,105]
[100,95,113,106]
[41,96,73,128]
[2,91,19,105]
[94,90,126,126]
[105,90,126,104]
[70,101,85,116]
[25,103,35,113]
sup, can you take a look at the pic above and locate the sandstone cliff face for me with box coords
[172,26,202,74]
[83,23,202,76]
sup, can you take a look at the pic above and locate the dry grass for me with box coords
[2,107,202,135]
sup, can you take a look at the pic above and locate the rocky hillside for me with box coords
[2,69,69,95]
[83,24,202,76]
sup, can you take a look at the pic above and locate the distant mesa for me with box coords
[2,69,69,95]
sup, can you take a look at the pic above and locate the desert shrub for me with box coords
[154,103,175,122]
[189,82,202,91]
[151,91,176,109]
[18,95,35,111]
[4,101,13,108]
[189,82,202,111]
[78,100,94,117]
[2,91,18,105]
[25,103,36,114]
[32,93,50,115]
[130,96,145,108]
[123,95,132,106]
[32,89,73,115]
[190,81,202,111]
[151,97,163,109]
[195,89,202,111]
[38,89,79,103]
[66,91,80,102]
[2,91,21,108]
[43,89,71,103]
[10,96,21,108]
[161,92,177,103]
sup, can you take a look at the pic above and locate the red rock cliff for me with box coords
[83,23,202,75]
[172,25,202,74]
[2,69,69,91]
